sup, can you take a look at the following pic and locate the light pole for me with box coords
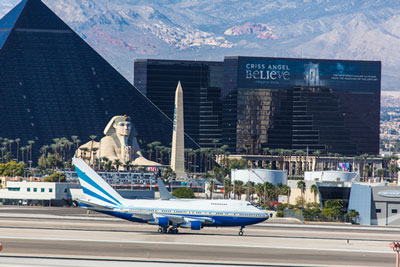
[390,242,400,267]
[247,168,250,202]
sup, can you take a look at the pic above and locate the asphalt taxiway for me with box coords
[0,207,398,267]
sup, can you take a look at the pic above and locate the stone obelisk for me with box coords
[170,81,187,181]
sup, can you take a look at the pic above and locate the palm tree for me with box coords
[224,178,232,199]
[8,139,14,156]
[124,160,133,171]
[390,164,399,184]
[80,147,89,159]
[187,149,195,172]
[360,153,369,181]
[89,135,97,166]
[334,153,341,171]
[0,147,6,163]
[278,149,286,171]
[377,168,386,182]
[364,164,371,182]
[295,150,306,175]
[20,147,26,163]
[2,138,8,153]
[208,179,216,199]
[233,180,244,200]
[297,180,306,199]
[256,183,264,204]
[151,141,161,162]
[66,141,74,159]
[101,157,109,170]
[27,140,35,162]
[282,185,291,206]
[158,145,166,165]
[114,159,122,171]
[105,160,113,171]
[91,147,99,168]
[71,135,79,150]
[263,182,274,203]
[76,139,81,150]
[165,147,172,167]
[245,181,256,202]
[312,150,321,171]
[15,138,21,162]
[220,145,229,166]
[310,184,318,203]
[199,148,208,172]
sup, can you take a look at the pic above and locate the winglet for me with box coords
[157,178,177,200]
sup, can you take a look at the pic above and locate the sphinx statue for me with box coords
[75,115,159,168]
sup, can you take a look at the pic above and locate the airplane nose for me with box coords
[261,211,269,219]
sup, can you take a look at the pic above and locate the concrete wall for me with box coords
[231,169,287,186]
[304,171,359,182]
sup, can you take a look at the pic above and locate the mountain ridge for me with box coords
[1,0,399,90]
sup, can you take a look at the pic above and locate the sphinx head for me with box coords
[104,115,133,137]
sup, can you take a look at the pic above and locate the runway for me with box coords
[0,207,398,267]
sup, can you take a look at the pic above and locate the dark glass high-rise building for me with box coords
[0,0,197,161]
[134,59,223,148]
[223,56,381,156]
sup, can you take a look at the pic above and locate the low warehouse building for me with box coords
[0,181,80,206]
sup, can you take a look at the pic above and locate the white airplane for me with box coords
[73,158,269,235]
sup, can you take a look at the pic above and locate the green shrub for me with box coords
[276,210,284,217]
[44,172,66,182]
[172,187,195,198]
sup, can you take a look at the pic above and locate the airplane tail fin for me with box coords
[72,158,124,208]
[157,178,177,200]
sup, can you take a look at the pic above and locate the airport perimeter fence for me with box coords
[283,209,358,224]
[283,209,304,222]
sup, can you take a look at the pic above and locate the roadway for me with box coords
[0,206,398,267]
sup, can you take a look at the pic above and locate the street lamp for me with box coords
[390,242,400,267]
[247,168,250,202]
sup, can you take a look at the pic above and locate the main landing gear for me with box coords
[158,227,167,234]
[238,226,244,236]
[158,226,178,234]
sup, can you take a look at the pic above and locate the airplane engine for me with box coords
[180,220,202,230]
[190,220,202,230]
[158,217,169,227]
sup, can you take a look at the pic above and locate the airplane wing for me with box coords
[115,208,154,221]
[154,213,215,225]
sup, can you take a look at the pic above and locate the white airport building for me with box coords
[0,181,80,206]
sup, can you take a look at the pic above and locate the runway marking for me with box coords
[0,255,332,267]
[260,223,400,232]
[0,236,391,254]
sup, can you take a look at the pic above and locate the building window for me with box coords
[41,188,45,192]
[33,188,37,192]
[8,187,20,191]
[27,188,31,192]
[49,188,53,193]
[376,209,381,213]
[392,209,398,214]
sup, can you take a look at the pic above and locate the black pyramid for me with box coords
[0,0,197,161]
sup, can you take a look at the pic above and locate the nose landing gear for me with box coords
[238,226,244,236]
